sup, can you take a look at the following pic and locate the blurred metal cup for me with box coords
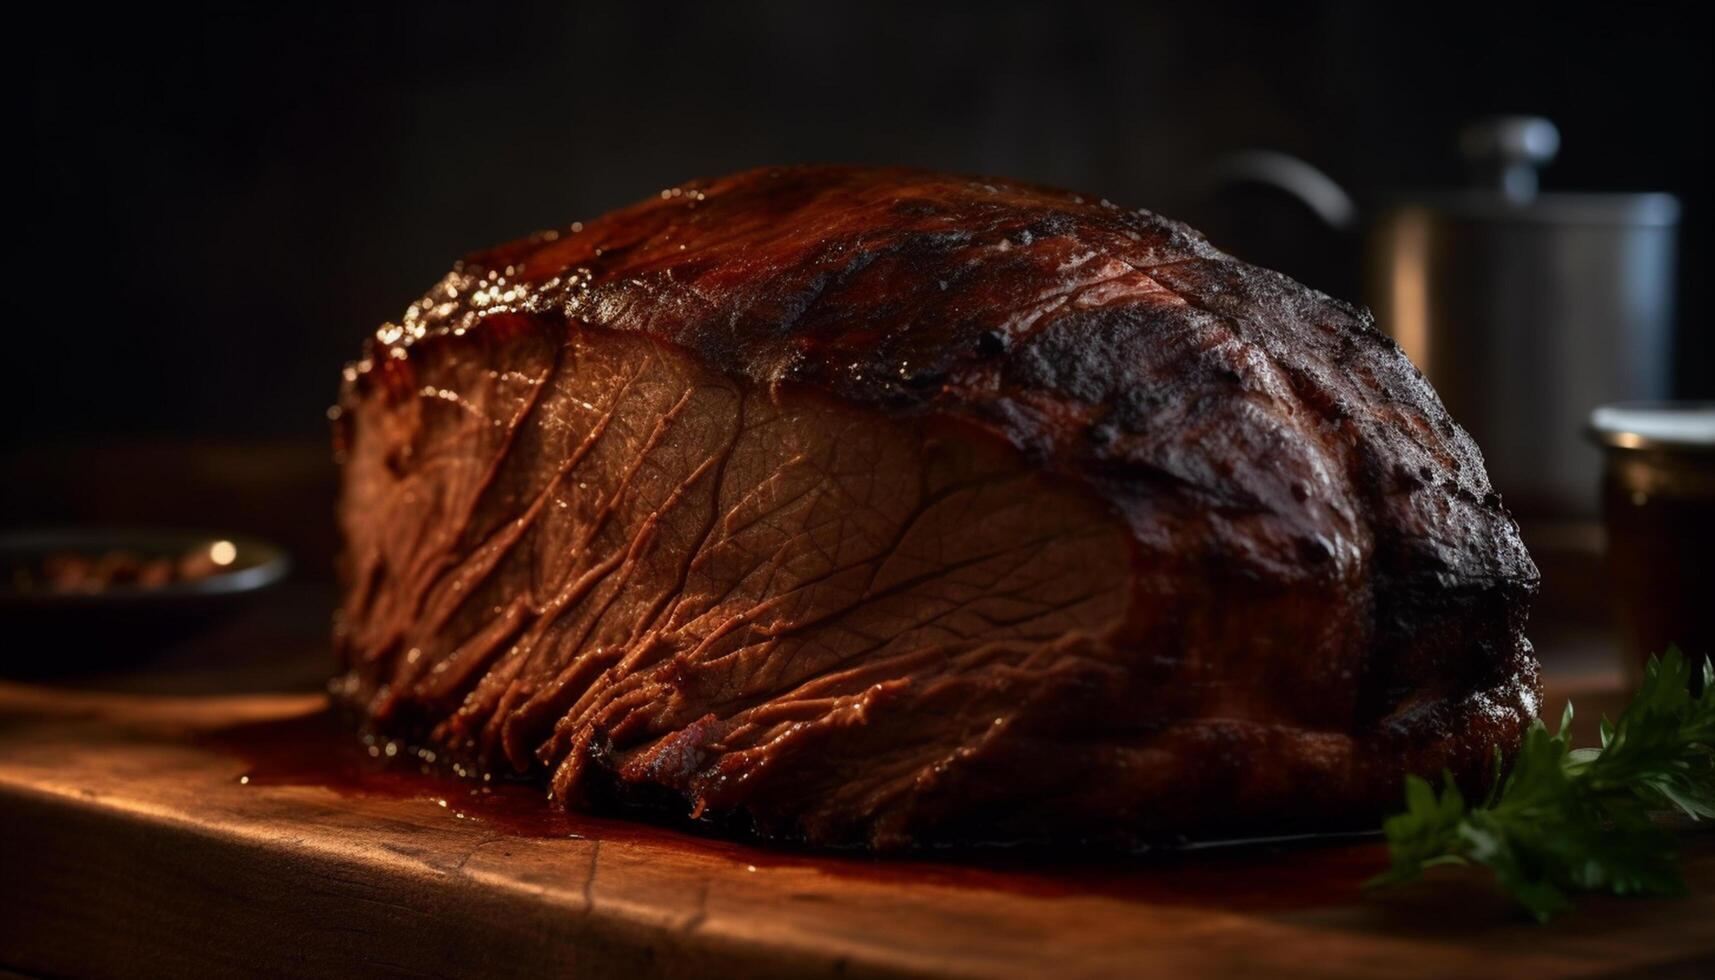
[1589,402,1715,692]
[1370,119,1680,517]
[1212,117,1681,517]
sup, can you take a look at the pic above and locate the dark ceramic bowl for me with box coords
[0,528,290,677]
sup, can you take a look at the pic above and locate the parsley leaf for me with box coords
[1368,646,1715,920]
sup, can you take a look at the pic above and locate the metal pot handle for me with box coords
[1204,150,1359,231]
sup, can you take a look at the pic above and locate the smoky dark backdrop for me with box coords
[12,0,1712,449]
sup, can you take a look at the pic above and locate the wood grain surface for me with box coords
[0,676,1710,979]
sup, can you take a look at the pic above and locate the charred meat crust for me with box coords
[333,166,1539,849]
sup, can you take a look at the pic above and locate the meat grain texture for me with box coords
[334,166,1540,849]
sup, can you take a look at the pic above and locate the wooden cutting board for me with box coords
[1,678,1710,979]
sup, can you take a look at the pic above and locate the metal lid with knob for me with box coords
[1409,115,1679,226]
[1459,115,1561,203]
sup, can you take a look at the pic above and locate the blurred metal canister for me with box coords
[1367,118,1680,517]
[1589,402,1715,692]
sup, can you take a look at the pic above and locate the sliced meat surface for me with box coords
[333,166,1540,849]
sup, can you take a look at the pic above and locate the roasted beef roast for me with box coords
[333,166,1539,849]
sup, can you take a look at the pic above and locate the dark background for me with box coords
[10,0,1712,449]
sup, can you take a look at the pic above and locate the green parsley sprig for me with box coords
[1369,646,1715,920]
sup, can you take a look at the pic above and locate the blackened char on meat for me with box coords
[333,166,1539,849]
